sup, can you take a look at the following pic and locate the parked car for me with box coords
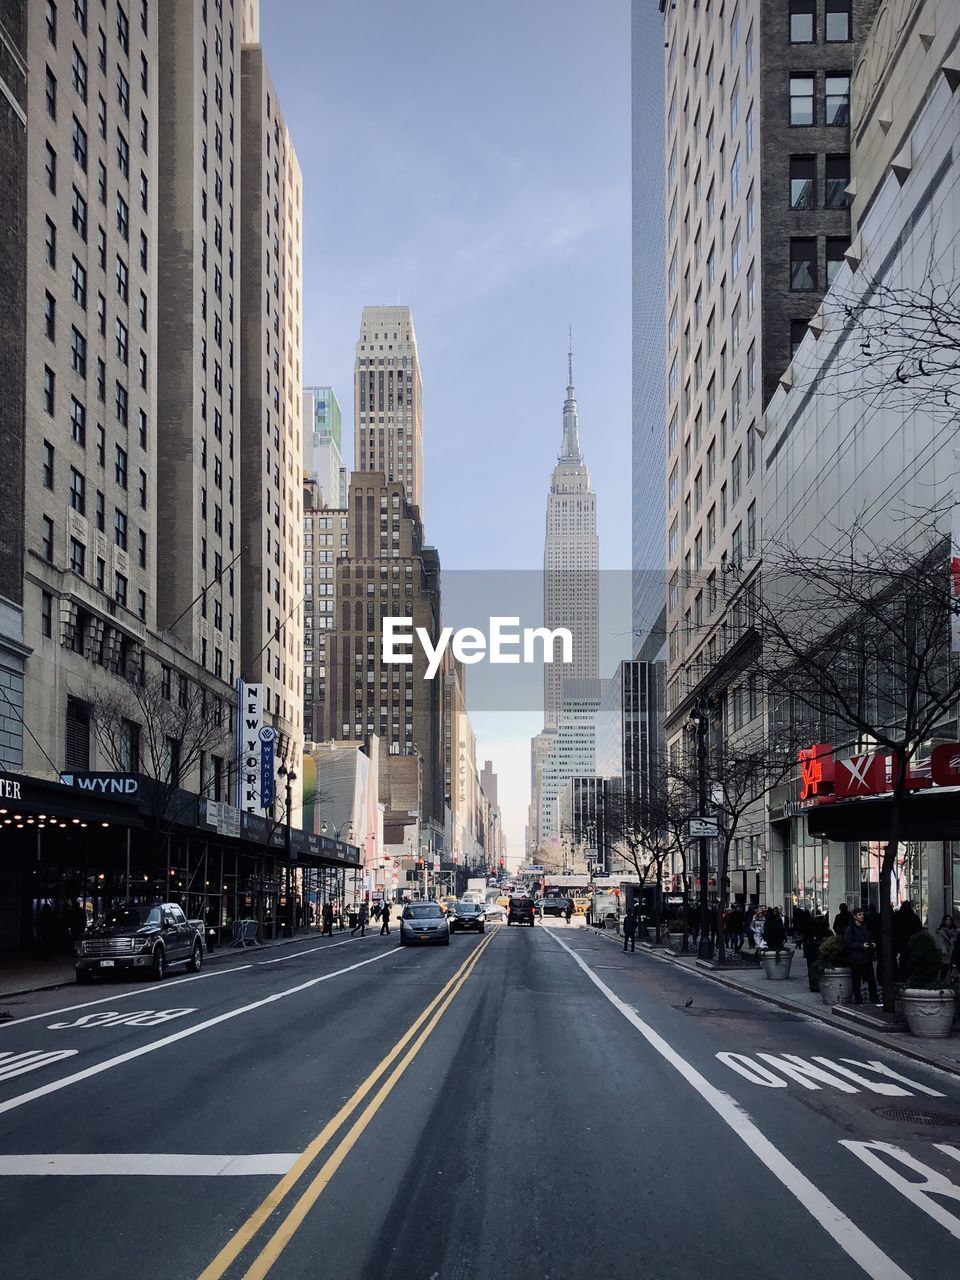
[484,901,507,923]
[399,902,451,946]
[75,902,203,983]
[450,902,486,934]
[507,896,537,927]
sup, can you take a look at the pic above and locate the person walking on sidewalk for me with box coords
[380,901,392,936]
[321,902,334,937]
[622,905,638,953]
[726,904,744,953]
[894,901,922,979]
[843,907,879,1004]
[934,914,958,981]
[763,906,787,955]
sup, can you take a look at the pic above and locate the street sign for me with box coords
[688,818,719,838]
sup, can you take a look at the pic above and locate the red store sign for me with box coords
[798,742,960,805]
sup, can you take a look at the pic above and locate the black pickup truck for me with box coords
[75,902,204,983]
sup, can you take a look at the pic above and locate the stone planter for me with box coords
[819,968,853,1007]
[760,950,794,980]
[901,989,957,1039]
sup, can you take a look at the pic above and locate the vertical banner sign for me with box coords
[259,727,277,810]
[952,449,960,652]
[236,681,263,812]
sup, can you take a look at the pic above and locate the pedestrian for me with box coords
[763,906,787,955]
[843,906,879,1005]
[751,906,766,952]
[351,902,369,938]
[565,900,573,925]
[894,901,922,979]
[321,902,334,937]
[622,905,638,953]
[743,902,756,949]
[934,914,958,980]
[380,901,392,936]
[726,904,744,953]
[832,903,851,937]
[813,911,831,941]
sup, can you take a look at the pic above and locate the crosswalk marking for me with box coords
[0,1051,79,1082]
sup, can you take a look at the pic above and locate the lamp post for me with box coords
[687,696,712,961]
[277,764,298,938]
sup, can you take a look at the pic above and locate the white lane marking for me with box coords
[48,1008,195,1030]
[255,934,377,965]
[0,948,401,1117]
[548,929,912,1280]
[842,1142,960,1240]
[717,1052,946,1098]
[0,1152,300,1177]
[0,1051,79,1082]
[0,964,255,1030]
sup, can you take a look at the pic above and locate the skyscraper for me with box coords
[543,344,599,728]
[239,31,304,749]
[303,385,346,508]
[354,306,424,513]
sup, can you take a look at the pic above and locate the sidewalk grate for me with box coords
[872,1106,960,1127]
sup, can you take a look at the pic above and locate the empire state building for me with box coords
[543,345,599,727]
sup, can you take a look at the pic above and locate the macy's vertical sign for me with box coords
[236,681,263,813]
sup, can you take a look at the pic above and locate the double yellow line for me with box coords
[197,929,497,1280]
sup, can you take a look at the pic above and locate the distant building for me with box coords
[539,679,606,844]
[354,306,424,513]
[302,477,347,743]
[303,386,346,508]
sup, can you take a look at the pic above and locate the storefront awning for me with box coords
[805,788,960,842]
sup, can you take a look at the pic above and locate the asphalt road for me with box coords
[1,918,958,1280]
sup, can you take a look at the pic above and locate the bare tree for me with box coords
[755,520,960,1009]
[89,667,232,863]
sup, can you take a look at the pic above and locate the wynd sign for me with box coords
[236,681,263,813]
[799,742,960,805]
[59,772,141,802]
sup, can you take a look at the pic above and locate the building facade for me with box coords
[761,0,960,925]
[538,678,606,845]
[239,35,303,757]
[302,476,347,743]
[0,0,27,773]
[354,306,424,514]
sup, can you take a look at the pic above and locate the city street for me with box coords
[0,921,957,1279]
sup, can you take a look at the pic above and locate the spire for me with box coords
[560,328,582,460]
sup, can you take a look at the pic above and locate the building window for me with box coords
[116,255,128,301]
[116,192,129,240]
[71,186,87,239]
[825,75,850,125]
[747,501,757,556]
[115,444,128,488]
[115,573,128,607]
[41,591,53,638]
[790,238,817,290]
[826,237,849,287]
[69,536,86,576]
[790,0,814,42]
[45,217,57,267]
[71,255,87,307]
[69,466,85,514]
[138,527,147,567]
[790,318,809,357]
[96,490,104,531]
[72,115,87,170]
[41,516,55,562]
[732,447,742,504]
[43,440,55,490]
[65,697,91,771]
[72,44,87,100]
[47,1,58,44]
[117,129,129,177]
[825,154,850,208]
[70,326,87,377]
[825,0,851,42]
[115,381,128,427]
[115,508,127,550]
[790,77,814,126]
[790,156,815,209]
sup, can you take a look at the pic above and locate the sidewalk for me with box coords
[590,925,960,1079]
[0,929,342,1002]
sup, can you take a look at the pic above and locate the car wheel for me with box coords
[76,968,93,985]
[150,946,166,981]
[188,940,203,973]
[443,936,450,945]
[480,925,485,933]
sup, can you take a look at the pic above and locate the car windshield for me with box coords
[457,904,481,914]
[96,904,162,930]
[403,904,443,919]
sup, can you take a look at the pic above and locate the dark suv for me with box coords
[75,902,203,982]
[450,902,486,933]
[507,895,536,927]
[538,897,573,918]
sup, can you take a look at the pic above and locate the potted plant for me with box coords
[901,931,957,1038]
[760,945,794,980]
[813,934,853,1006]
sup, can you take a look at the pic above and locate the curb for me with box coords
[587,924,960,1080]
[0,930,339,1002]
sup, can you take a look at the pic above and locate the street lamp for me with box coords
[277,764,298,938]
[686,695,712,961]
[321,819,355,923]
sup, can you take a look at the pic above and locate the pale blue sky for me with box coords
[263,0,634,856]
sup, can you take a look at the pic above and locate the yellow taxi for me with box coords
[439,896,458,916]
